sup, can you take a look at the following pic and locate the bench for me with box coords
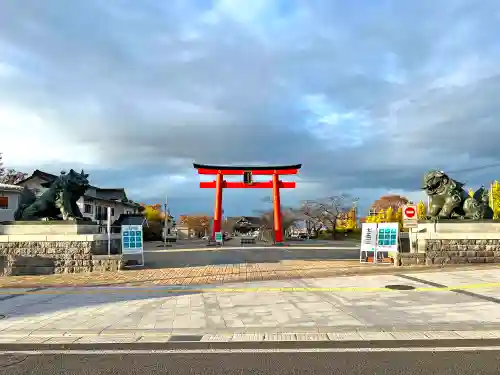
[240,237,256,245]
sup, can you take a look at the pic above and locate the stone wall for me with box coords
[395,239,500,266]
[425,239,500,265]
[0,239,123,276]
[394,253,426,266]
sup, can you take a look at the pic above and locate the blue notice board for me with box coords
[121,224,144,254]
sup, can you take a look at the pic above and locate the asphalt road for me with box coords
[141,241,360,268]
[1,348,500,374]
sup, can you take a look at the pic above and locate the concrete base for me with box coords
[0,221,99,235]
[401,220,500,266]
[0,223,123,275]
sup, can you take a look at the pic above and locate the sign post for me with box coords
[215,231,223,245]
[402,204,418,228]
[375,222,399,264]
[121,224,144,266]
[360,223,378,263]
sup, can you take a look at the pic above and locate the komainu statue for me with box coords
[14,169,91,221]
[422,170,493,220]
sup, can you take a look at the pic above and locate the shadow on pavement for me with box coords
[143,247,359,269]
[0,286,209,321]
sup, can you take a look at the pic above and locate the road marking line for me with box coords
[1,346,500,354]
[0,283,499,294]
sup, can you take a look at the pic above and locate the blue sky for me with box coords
[1,0,500,216]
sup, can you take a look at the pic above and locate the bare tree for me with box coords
[0,153,27,184]
[301,195,358,239]
[254,196,299,242]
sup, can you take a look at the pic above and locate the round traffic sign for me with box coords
[404,207,416,218]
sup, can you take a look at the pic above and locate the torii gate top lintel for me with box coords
[193,163,302,175]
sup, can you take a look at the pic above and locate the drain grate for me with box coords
[385,284,415,290]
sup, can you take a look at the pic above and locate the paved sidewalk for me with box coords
[0,260,361,288]
[0,261,496,289]
[0,268,500,343]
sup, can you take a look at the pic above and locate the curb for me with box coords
[1,329,500,344]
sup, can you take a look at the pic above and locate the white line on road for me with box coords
[2,346,500,355]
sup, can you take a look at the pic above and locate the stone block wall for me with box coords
[425,239,500,265]
[394,253,426,267]
[396,239,500,267]
[0,239,123,276]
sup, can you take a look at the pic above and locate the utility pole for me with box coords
[164,195,171,248]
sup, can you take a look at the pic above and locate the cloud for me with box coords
[1,0,499,215]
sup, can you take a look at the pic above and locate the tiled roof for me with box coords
[0,183,23,191]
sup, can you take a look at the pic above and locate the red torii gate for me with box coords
[193,163,302,245]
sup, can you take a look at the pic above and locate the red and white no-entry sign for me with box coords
[404,206,416,218]
[402,204,418,228]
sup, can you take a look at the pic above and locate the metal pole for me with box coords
[107,206,111,256]
[164,195,169,248]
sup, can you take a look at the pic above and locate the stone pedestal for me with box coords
[0,221,99,235]
[403,220,500,266]
[0,221,124,276]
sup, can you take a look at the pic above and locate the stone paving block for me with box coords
[264,333,296,341]
[15,336,51,343]
[358,331,395,340]
[295,333,329,341]
[454,330,500,339]
[423,331,461,339]
[44,336,81,343]
[75,335,140,343]
[390,331,430,340]
[137,336,172,342]
[0,336,29,343]
[327,332,363,341]
[231,333,264,341]
[201,334,233,342]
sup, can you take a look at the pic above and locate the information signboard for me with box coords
[121,224,144,267]
[360,223,377,263]
[215,231,223,243]
[375,222,399,263]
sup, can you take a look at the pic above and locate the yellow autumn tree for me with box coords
[143,204,169,223]
[385,207,394,222]
[417,200,426,219]
[491,181,500,219]
[375,209,385,223]
[395,207,403,227]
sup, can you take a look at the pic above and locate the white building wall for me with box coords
[80,198,139,225]
[0,188,22,222]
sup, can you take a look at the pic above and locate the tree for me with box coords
[370,194,409,213]
[254,207,298,242]
[301,195,358,239]
[143,204,165,222]
[0,153,27,184]
[417,200,427,219]
[295,201,325,237]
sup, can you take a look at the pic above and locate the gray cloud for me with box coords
[1,0,499,215]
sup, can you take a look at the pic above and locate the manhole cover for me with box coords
[385,285,415,290]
